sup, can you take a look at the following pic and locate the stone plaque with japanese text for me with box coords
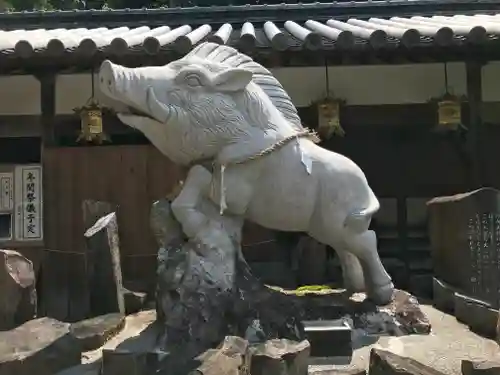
[467,213,500,307]
[428,188,500,308]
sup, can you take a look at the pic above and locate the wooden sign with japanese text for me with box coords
[0,173,13,212]
[15,165,42,241]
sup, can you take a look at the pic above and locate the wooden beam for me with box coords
[0,116,41,138]
[465,60,484,189]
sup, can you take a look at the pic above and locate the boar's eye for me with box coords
[185,74,202,88]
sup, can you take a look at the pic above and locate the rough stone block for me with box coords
[249,339,310,375]
[123,289,147,315]
[303,320,352,357]
[454,293,497,338]
[102,349,165,375]
[309,369,366,375]
[0,249,36,330]
[70,313,126,351]
[461,359,500,375]
[432,277,456,314]
[188,336,248,375]
[392,289,431,335]
[369,348,446,375]
[0,317,81,375]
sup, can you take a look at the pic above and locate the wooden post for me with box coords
[295,236,327,286]
[36,72,60,319]
[396,197,409,289]
[465,61,484,189]
[36,73,56,148]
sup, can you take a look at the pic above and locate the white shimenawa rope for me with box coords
[217,129,318,215]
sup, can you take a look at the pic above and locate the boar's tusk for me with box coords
[146,86,170,124]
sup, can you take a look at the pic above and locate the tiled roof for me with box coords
[0,1,495,28]
[0,13,499,58]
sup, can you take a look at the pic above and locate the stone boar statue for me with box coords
[98,42,394,304]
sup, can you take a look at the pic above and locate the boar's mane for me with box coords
[183,42,305,134]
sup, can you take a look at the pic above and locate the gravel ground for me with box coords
[58,305,500,375]
[311,305,500,374]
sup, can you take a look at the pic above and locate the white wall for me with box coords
[0,75,40,115]
[1,61,500,116]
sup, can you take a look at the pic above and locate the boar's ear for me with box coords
[210,68,252,92]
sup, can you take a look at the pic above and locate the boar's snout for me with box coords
[98,60,126,99]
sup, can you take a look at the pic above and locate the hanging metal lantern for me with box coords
[437,93,462,131]
[75,99,109,144]
[431,62,466,132]
[75,69,109,144]
[315,96,345,139]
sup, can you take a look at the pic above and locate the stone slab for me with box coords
[461,359,500,375]
[249,338,310,375]
[432,277,457,314]
[70,313,126,351]
[309,369,366,375]
[0,317,81,375]
[454,293,498,338]
[369,348,446,375]
[101,349,165,375]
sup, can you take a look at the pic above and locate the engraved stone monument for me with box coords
[428,187,500,307]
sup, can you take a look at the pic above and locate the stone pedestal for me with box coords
[151,199,304,356]
[303,320,352,357]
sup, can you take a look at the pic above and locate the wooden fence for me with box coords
[40,145,277,320]
[41,145,180,320]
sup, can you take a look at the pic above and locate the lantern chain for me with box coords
[324,58,330,97]
[444,62,449,95]
[91,67,95,99]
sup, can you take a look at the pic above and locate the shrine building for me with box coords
[0,1,499,320]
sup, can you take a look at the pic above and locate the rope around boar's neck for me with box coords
[169,129,319,214]
[217,128,319,215]
[219,128,319,166]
